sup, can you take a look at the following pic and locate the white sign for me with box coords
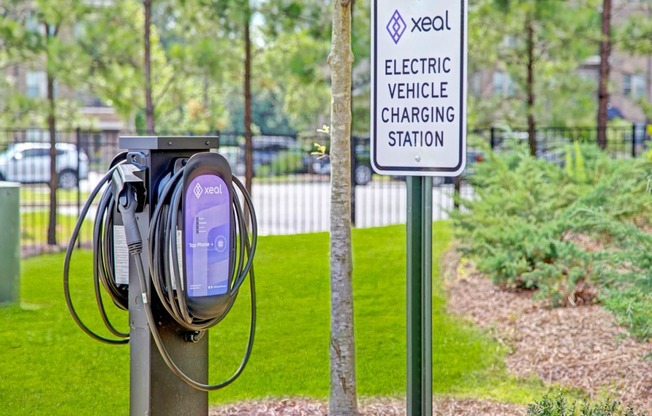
[371,0,468,176]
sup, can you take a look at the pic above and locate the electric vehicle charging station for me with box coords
[64,136,257,416]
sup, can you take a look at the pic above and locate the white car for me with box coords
[0,142,89,189]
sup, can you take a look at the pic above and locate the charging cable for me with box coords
[120,167,256,390]
[64,161,130,344]
[64,153,257,391]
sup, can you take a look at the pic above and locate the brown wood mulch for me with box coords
[210,397,525,416]
[441,247,652,413]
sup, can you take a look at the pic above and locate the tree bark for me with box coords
[526,13,537,157]
[45,22,57,246]
[244,1,254,196]
[328,1,357,415]
[597,0,612,150]
[144,0,155,133]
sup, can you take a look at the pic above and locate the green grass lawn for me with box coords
[0,224,547,415]
[20,187,90,205]
[21,211,94,246]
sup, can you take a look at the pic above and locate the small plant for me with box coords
[527,392,647,416]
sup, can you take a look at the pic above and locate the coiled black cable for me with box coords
[125,167,257,391]
[64,163,130,344]
[65,152,257,391]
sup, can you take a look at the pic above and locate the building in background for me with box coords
[470,0,651,125]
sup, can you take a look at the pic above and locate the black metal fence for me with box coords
[1,125,648,255]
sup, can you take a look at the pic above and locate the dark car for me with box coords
[218,136,310,177]
[311,139,374,186]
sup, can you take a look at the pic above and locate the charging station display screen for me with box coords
[184,174,231,297]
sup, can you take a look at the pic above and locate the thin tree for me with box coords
[328,0,357,414]
[243,0,254,195]
[43,20,59,246]
[144,0,155,132]
[525,10,536,157]
[597,0,612,149]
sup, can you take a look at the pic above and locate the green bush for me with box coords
[453,143,652,338]
[527,392,647,416]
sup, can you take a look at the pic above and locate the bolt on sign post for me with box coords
[371,1,468,415]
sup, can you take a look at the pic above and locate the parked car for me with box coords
[217,136,311,177]
[0,142,89,189]
[311,140,374,186]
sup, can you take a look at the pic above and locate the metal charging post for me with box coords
[119,136,218,416]
[407,176,433,416]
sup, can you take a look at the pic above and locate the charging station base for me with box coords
[121,136,218,416]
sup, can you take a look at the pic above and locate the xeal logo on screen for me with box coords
[193,182,223,199]
[387,9,452,44]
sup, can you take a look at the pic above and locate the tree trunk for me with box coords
[144,0,155,133]
[244,1,254,196]
[45,23,57,246]
[328,1,357,415]
[526,14,537,157]
[597,0,612,150]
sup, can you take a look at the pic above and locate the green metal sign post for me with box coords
[407,176,433,416]
[371,1,467,414]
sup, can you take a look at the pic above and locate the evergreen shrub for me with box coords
[527,392,647,416]
[453,143,652,338]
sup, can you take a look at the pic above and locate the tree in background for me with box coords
[328,0,357,414]
[597,0,612,149]
[37,0,92,246]
[493,0,596,155]
[618,0,652,122]
[77,0,144,126]
[473,0,597,152]
[144,0,155,132]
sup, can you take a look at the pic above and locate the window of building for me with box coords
[492,71,515,97]
[26,71,46,99]
[470,72,482,97]
[623,73,647,98]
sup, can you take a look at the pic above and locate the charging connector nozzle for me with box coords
[112,165,146,255]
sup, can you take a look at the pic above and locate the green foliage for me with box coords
[564,142,588,183]
[527,392,647,416]
[454,145,652,337]
[468,0,598,128]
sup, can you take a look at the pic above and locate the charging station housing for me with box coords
[65,135,257,416]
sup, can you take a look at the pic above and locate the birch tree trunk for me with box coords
[328,1,358,415]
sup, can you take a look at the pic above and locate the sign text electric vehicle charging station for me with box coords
[371,0,467,176]
[64,136,257,416]
[371,1,468,416]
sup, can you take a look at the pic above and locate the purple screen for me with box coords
[184,174,230,297]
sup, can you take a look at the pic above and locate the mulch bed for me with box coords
[441,247,652,413]
[210,397,525,416]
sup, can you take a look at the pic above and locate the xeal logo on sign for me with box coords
[387,9,452,44]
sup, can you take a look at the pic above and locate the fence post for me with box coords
[76,127,82,248]
[350,135,357,226]
[632,123,638,158]
[490,127,496,150]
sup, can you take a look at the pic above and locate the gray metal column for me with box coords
[0,182,20,304]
